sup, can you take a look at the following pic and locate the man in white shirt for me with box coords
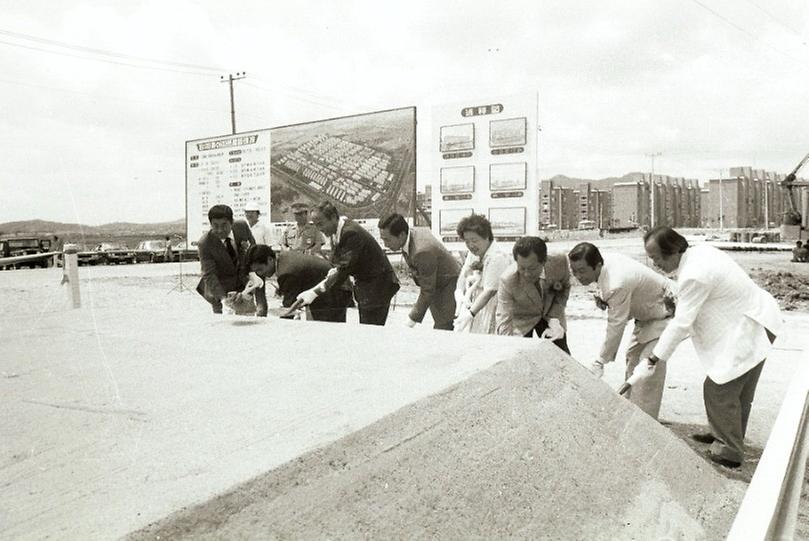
[568,242,674,420]
[244,201,274,247]
[637,227,783,468]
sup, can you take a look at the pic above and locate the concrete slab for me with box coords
[0,299,558,540]
[128,344,743,540]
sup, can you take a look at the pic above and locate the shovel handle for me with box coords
[280,298,304,318]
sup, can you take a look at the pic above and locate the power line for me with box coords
[740,0,806,42]
[0,27,227,72]
[0,75,228,114]
[687,0,808,66]
[242,80,347,113]
[0,37,221,77]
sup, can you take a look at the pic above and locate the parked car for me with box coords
[171,241,199,262]
[0,237,53,269]
[93,243,136,265]
[135,240,172,263]
[77,248,105,266]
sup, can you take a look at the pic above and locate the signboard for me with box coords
[431,93,539,245]
[269,107,416,222]
[185,129,272,243]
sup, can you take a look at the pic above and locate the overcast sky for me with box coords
[1,0,807,225]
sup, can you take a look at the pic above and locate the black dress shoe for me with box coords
[691,433,716,444]
[708,452,741,469]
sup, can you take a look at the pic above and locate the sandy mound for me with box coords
[129,344,743,540]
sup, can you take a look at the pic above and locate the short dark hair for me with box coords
[456,214,494,242]
[208,204,234,223]
[513,236,547,263]
[247,244,275,266]
[797,241,803,247]
[643,226,688,256]
[378,213,409,236]
[314,201,339,220]
[568,242,603,268]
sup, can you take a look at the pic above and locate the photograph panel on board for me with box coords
[440,166,475,194]
[269,107,416,222]
[489,162,527,191]
[488,207,526,236]
[440,208,474,236]
[439,123,475,152]
[489,117,527,148]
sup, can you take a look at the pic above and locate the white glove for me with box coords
[628,358,656,384]
[221,296,235,315]
[242,272,264,295]
[541,318,565,341]
[405,317,417,328]
[296,288,319,306]
[454,290,467,316]
[453,307,474,332]
[588,358,605,378]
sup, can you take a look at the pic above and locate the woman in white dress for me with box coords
[453,214,511,334]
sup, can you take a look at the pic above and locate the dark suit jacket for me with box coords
[254,251,353,316]
[324,219,399,309]
[404,227,460,324]
[196,220,255,303]
[495,253,571,336]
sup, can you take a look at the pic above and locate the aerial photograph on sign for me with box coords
[269,107,416,221]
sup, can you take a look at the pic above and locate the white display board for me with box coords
[185,129,272,244]
[431,93,539,246]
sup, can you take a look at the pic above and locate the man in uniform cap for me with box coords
[282,201,325,256]
[244,201,274,247]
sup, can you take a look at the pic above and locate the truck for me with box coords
[0,237,53,269]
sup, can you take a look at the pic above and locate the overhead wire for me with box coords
[686,0,809,67]
[739,0,807,41]
[0,27,227,73]
[0,75,229,114]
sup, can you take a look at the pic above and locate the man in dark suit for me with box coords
[297,201,400,325]
[378,213,460,330]
[245,244,352,321]
[495,236,571,353]
[196,204,255,313]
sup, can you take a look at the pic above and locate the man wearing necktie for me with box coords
[495,236,571,353]
[297,201,399,325]
[196,204,256,313]
[378,213,460,330]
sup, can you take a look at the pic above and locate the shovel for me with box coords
[280,298,305,318]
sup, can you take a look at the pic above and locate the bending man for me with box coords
[378,213,460,330]
[245,244,352,321]
[298,201,400,325]
[636,227,783,468]
[568,242,674,419]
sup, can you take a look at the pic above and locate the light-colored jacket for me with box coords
[597,253,674,363]
[250,221,274,247]
[495,254,571,336]
[652,244,783,384]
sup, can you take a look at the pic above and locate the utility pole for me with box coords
[220,72,247,134]
[718,168,724,231]
[764,174,769,229]
[645,152,662,227]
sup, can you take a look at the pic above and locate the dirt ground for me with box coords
[2,241,809,538]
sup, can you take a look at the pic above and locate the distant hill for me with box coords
[0,219,186,249]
